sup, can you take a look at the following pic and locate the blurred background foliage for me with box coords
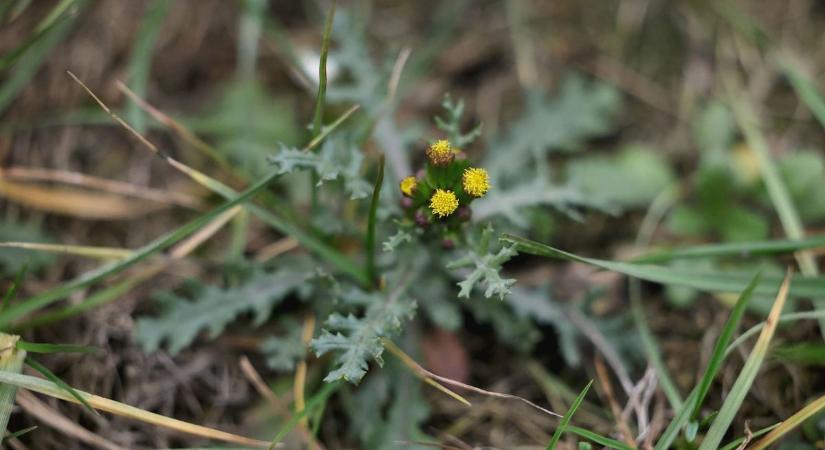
[2,0,825,449]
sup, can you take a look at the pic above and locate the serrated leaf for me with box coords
[486,74,621,179]
[448,228,518,300]
[434,94,481,148]
[136,266,311,354]
[260,321,306,371]
[382,229,413,253]
[268,138,370,200]
[312,289,416,384]
[472,177,618,227]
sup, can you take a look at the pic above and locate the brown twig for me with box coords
[594,356,637,449]
[382,339,561,418]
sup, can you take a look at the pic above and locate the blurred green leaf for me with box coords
[136,263,312,354]
[190,80,299,176]
[486,75,621,179]
[260,320,305,371]
[567,145,675,209]
[0,222,53,275]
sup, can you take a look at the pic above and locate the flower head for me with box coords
[399,176,417,197]
[426,139,454,167]
[462,167,490,197]
[429,189,459,218]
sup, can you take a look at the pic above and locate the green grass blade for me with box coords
[4,425,38,442]
[772,343,825,365]
[0,334,25,438]
[630,282,682,410]
[365,156,384,286]
[718,423,777,450]
[779,55,825,131]
[633,235,825,264]
[567,426,634,450]
[0,1,74,71]
[0,166,287,329]
[691,272,762,419]
[268,381,339,449]
[16,341,98,354]
[748,393,825,449]
[237,0,265,80]
[25,357,96,415]
[14,276,141,331]
[727,310,825,357]
[697,272,792,450]
[311,0,336,138]
[0,1,85,115]
[654,389,699,450]
[546,380,593,450]
[501,234,825,299]
[1,264,28,313]
[726,80,825,337]
[126,0,169,133]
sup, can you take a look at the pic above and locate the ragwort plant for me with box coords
[7,2,825,449]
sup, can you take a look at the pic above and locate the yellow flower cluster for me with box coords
[429,189,459,218]
[400,176,417,197]
[426,139,455,167]
[462,167,489,197]
[399,139,490,222]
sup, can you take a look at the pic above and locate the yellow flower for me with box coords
[462,167,490,197]
[426,139,454,167]
[429,189,459,218]
[399,176,417,197]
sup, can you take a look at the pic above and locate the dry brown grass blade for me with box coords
[0,371,271,448]
[0,179,165,220]
[0,242,131,261]
[594,355,638,449]
[294,314,315,429]
[382,339,562,418]
[1,167,203,209]
[239,357,325,450]
[16,390,127,450]
[115,81,240,181]
[255,238,299,263]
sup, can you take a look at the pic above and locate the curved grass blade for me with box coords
[365,155,384,286]
[747,393,825,449]
[0,1,85,115]
[268,381,339,449]
[0,166,286,329]
[16,342,98,354]
[501,234,825,299]
[697,271,792,450]
[0,370,268,448]
[125,0,169,133]
[691,272,762,419]
[4,425,38,442]
[2,264,27,313]
[567,426,634,450]
[24,357,95,415]
[546,380,593,450]
[634,235,825,264]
